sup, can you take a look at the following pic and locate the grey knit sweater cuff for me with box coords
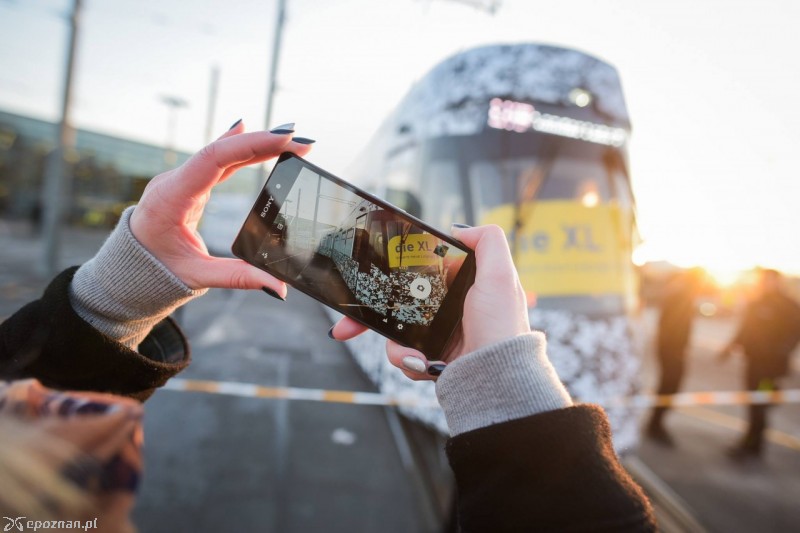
[435,332,573,436]
[68,206,207,349]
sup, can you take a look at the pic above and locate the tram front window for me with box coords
[421,160,467,232]
[469,157,540,225]
[469,155,612,223]
[538,156,612,203]
[467,154,631,317]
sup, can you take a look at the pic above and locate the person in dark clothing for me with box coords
[718,268,800,459]
[1,121,656,530]
[645,268,705,445]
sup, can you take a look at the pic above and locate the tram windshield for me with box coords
[470,154,619,224]
[419,133,637,316]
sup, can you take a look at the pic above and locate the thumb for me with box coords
[193,257,288,296]
[451,224,517,286]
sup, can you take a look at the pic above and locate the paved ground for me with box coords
[637,311,800,533]
[2,218,799,532]
[133,288,429,532]
[0,219,435,532]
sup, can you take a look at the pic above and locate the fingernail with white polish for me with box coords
[401,356,427,373]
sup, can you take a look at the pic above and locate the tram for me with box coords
[342,43,643,450]
[317,199,447,326]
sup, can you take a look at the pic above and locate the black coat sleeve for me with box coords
[447,404,656,532]
[0,267,190,401]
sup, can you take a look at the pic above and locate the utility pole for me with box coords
[440,0,501,13]
[205,65,220,144]
[259,0,287,181]
[264,0,287,135]
[41,0,82,276]
[159,95,188,170]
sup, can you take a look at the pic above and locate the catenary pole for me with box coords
[260,0,287,181]
[41,0,82,275]
[205,65,220,144]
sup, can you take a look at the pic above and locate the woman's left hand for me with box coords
[129,121,312,297]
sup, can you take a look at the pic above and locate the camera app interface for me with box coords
[252,157,469,337]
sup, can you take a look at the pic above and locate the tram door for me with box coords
[354,214,370,273]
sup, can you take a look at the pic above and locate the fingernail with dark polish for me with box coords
[261,286,285,301]
[427,363,447,376]
[452,223,471,229]
[292,137,316,145]
[270,122,295,134]
[327,326,337,340]
[228,118,242,131]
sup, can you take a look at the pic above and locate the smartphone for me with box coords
[232,152,476,358]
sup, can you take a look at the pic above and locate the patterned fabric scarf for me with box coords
[0,379,143,531]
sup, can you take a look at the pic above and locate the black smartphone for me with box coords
[232,152,476,358]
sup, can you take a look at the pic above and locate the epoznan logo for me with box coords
[4,518,24,532]
[4,517,98,531]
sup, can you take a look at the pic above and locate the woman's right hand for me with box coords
[331,224,532,380]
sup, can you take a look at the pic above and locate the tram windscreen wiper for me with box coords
[510,149,557,259]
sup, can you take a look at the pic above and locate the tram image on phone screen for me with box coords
[232,152,476,358]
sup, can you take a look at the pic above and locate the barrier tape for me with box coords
[162,378,800,408]
[161,379,439,408]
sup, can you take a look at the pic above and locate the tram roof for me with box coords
[393,43,629,138]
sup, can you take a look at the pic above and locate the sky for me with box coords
[1,0,799,278]
[289,166,359,225]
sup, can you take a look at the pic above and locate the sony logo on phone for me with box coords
[260,196,274,218]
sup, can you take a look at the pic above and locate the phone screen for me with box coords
[233,153,475,357]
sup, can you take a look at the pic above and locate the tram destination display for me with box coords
[233,152,476,358]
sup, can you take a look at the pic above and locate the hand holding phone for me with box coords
[130,123,312,295]
[336,224,533,380]
[233,153,476,358]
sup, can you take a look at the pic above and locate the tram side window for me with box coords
[422,160,466,232]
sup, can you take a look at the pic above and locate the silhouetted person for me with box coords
[719,269,800,458]
[646,268,705,445]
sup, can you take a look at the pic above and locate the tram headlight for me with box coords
[569,88,593,108]
[581,190,600,208]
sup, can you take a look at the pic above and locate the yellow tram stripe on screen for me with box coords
[162,378,800,408]
[387,234,443,269]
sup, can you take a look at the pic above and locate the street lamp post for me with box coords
[264,0,287,138]
[159,95,188,170]
[40,0,83,276]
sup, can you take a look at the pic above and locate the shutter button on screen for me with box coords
[409,278,432,299]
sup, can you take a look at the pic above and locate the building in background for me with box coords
[0,108,256,227]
